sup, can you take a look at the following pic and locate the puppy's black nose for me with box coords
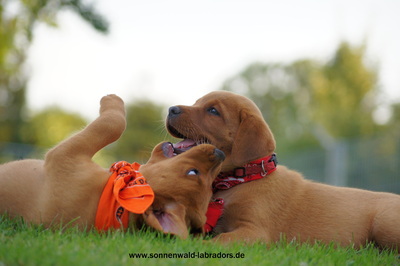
[168,106,182,118]
[214,149,225,162]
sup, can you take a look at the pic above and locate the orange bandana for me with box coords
[95,161,154,231]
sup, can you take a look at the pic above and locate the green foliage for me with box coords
[1,215,399,265]
[0,107,87,162]
[309,42,379,138]
[20,107,87,148]
[0,0,108,143]
[0,1,27,143]
[222,42,384,153]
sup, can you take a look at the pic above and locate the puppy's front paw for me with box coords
[100,94,125,114]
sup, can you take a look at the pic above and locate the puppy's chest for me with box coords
[211,193,247,233]
[212,182,277,233]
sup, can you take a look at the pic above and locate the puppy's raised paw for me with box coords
[100,94,125,115]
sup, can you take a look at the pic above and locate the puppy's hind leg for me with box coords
[34,95,126,228]
[45,95,126,165]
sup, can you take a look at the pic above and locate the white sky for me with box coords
[26,0,400,120]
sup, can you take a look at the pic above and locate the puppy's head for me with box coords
[166,91,275,171]
[138,142,225,239]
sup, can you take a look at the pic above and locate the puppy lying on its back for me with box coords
[0,95,225,239]
[166,90,400,250]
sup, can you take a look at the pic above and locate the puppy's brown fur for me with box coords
[166,90,400,250]
[0,95,224,239]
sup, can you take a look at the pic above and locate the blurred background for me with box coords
[1,0,399,192]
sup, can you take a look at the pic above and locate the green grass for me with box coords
[1,215,398,266]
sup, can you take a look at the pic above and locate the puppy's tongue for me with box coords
[173,139,197,154]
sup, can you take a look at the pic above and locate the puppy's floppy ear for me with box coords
[231,109,276,166]
[143,202,189,239]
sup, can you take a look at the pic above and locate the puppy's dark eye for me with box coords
[207,107,220,116]
[187,169,200,176]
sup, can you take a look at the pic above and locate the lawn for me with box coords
[1,215,398,266]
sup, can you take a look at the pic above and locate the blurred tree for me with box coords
[0,0,108,143]
[222,61,320,152]
[104,100,170,165]
[222,42,382,153]
[309,42,379,138]
[20,106,86,148]
[0,106,86,162]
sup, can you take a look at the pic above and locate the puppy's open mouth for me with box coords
[167,124,186,139]
[162,141,197,157]
[140,202,191,239]
[166,125,210,156]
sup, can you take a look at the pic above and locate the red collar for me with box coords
[204,154,278,233]
[212,153,278,192]
[204,198,224,233]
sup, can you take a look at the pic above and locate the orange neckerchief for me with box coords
[95,161,154,231]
